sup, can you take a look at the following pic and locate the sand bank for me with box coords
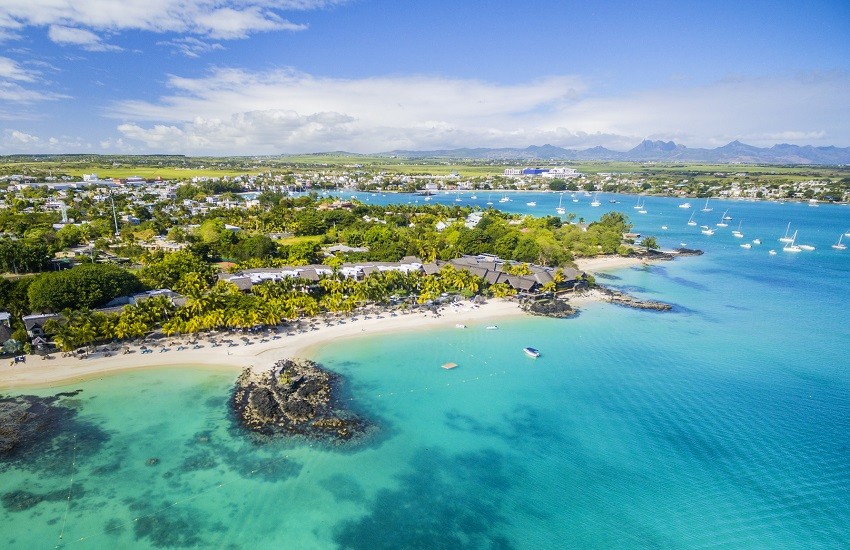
[575,255,657,273]
[0,299,525,390]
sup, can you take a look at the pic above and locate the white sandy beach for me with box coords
[0,299,525,390]
[574,255,655,272]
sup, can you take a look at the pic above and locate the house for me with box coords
[22,313,62,339]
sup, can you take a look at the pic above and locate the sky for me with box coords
[0,0,849,155]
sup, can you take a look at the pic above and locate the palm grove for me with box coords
[0,192,634,352]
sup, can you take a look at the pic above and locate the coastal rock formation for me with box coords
[597,286,673,311]
[232,360,372,443]
[673,248,705,256]
[521,298,576,318]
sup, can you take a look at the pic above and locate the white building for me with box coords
[542,167,581,178]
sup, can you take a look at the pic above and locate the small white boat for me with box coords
[455,197,462,202]
[590,192,601,207]
[455,324,466,329]
[638,208,647,214]
[679,202,691,209]
[740,243,752,249]
[769,249,777,255]
[486,325,499,330]
[716,210,729,227]
[832,233,847,250]
[808,198,819,207]
[798,244,815,251]
[556,194,566,215]
[441,362,458,370]
[783,231,802,252]
[470,195,477,200]
[731,220,744,238]
[523,347,541,358]
[779,222,794,243]
[700,197,713,212]
[661,225,668,230]
[571,193,578,203]
[499,196,510,203]
[701,228,715,235]
[424,196,432,202]
[526,201,537,207]
[687,212,697,226]
[752,239,761,245]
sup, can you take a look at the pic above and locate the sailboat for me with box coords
[633,196,642,209]
[700,197,713,212]
[779,222,794,243]
[832,233,847,250]
[486,194,493,205]
[731,220,744,238]
[571,193,579,203]
[556,193,566,215]
[716,210,729,227]
[590,192,601,207]
[687,211,697,226]
[783,230,802,252]
[499,194,510,203]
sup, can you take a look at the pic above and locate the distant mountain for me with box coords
[381,141,850,165]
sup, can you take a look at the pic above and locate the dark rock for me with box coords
[673,247,704,256]
[232,360,374,444]
[521,298,576,318]
[145,457,159,467]
[597,285,672,311]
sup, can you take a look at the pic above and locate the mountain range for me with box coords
[381,141,850,165]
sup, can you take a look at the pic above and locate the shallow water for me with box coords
[1,198,849,548]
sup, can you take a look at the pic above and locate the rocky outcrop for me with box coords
[597,286,672,311]
[521,298,576,318]
[232,360,373,444]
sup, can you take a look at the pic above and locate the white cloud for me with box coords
[47,25,122,52]
[0,129,90,152]
[0,1,339,49]
[8,129,39,143]
[0,56,35,82]
[156,37,225,58]
[107,68,850,154]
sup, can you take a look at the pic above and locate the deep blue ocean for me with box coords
[2,193,849,548]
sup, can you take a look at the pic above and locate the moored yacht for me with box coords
[523,347,541,358]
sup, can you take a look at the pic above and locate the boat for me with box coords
[590,192,601,207]
[731,220,744,238]
[486,194,493,205]
[740,243,752,249]
[661,225,668,230]
[808,198,819,207]
[556,194,566,215]
[798,244,815,251]
[723,213,733,220]
[633,196,642,209]
[783,231,802,252]
[679,202,691,209]
[832,233,847,250]
[779,222,795,243]
[845,230,850,238]
[687,212,697,226]
[701,228,715,235]
[526,201,537,207]
[716,210,729,227]
[455,324,466,329]
[455,196,462,202]
[470,195,477,200]
[485,325,499,330]
[700,198,713,212]
[523,347,541,358]
[769,249,777,255]
[424,196,432,202]
[441,362,458,370]
[608,199,618,204]
[752,238,761,245]
[571,193,578,203]
[499,195,510,203]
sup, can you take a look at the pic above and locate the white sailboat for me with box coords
[783,230,802,252]
[701,197,713,212]
[590,192,601,207]
[731,220,744,238]
[526,201,537,207]
[499,194,510,203]
[633,196,642,209]
[832,233,847,250]
[701,227,715,235]
[571,193,579,203]
[679,202,692,209]
[716,210,729,227]
[556,193,566,215]
[779,222,794,243]
[687,211,697,226]
[486,194,493,205]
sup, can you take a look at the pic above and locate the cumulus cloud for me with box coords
[47,25,122,52]
[0,1,338,48]
[106,68,850,154]
[0,129,91,152]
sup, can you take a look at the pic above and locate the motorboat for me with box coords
[486,325,499,330]
[679,202,691,209]
[523,347,541,358]
[740,243,752,249]
[526,201,537,207]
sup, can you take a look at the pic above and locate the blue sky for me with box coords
[1,0,848,155]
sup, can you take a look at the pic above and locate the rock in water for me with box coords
[232,359,373,444]
[521,298,576,318]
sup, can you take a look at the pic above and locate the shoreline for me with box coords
[0,299,525,391]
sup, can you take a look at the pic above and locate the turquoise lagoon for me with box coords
[2,197,849,548]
